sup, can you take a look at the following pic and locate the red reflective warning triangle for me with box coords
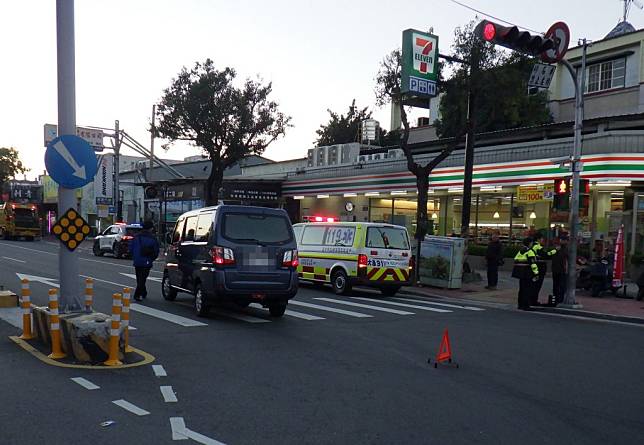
[436,329,452,363]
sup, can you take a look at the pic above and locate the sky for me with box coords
[2,0,643,180]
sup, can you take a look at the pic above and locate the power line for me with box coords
[448,0,544,34]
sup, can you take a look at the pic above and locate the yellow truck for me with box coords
[0,202,41,240]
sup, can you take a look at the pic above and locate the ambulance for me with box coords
[293,220,414,296]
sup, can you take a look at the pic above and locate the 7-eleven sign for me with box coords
[402,29,439,98]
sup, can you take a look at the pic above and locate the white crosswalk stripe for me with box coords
[210,308,271,323]
[314,297,415,315]
[289,300,373,318]
[350,297,452,313]
[393,297,485,311]
[249,303,325,321]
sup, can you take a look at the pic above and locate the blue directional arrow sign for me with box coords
[44,134,98,189]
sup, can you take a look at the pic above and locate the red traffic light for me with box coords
[554,178,569,195]
[483,23,496,41]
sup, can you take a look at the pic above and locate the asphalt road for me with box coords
[1,238,643,445]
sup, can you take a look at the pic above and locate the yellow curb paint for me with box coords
[9,336,155,370]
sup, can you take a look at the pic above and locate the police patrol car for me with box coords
[293,220,413,296]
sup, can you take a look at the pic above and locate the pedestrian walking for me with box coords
[512,237,540,310]
[550,235,569,305]
[485,232,503,290]
[129,220,160,302]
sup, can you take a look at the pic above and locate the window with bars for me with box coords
[582,58,626,93]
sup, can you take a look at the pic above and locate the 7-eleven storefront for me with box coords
[283,153,644,252]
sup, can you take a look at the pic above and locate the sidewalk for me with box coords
[403,270,644,324]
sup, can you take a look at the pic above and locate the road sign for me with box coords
[541,22,570,63]
[45,134,98,189]
[44,124,105,151]
[401,29,439,98]
[528,63,556,88]
[51,208,91,251]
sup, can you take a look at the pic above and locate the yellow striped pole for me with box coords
[104,293,123,366]
[122,287,132,353]
[47,288,66,359]
[19,279,34,340]
[84,278,94,312]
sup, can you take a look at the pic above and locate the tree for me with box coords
[375,50,464,245]
[315,100,371,146]
[435,20,552,138]
[156,59,291,205]
[0,147,27,190]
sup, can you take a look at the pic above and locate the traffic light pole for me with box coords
[560,39,589,308]
[56,0,82,312]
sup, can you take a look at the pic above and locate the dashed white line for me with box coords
[2,256,26,263]
[152,364,167,377]
[112,399,150,416]
[184,429,227,445]
[170,417,189,440]
[160,385,178,403]
[70,377,100,390]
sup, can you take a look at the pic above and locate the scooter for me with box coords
[588,257,621,298]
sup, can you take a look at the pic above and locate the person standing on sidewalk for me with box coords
[485,232,503,290]
[512,237,540,310]
[530,234,556,306]
[550,235,569,305]
[129,220,160,302]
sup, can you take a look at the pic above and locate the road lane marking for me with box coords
[152,364,167,377]
[351,297,452,313]
[70,377,100,390]
[170,417,189,440]
[112,399,150,416]
[393,297,485,311]
[79,275,129,288]
[160,385,178,403]
[249,303,325,321]
[289,300,372,318]
[2,256,26,263]
[184,428,227,445]
[121,272,162,283]
[15,273,59,288]
[314,297,415,315]
[130,303,208,327]
[210,308,271,323]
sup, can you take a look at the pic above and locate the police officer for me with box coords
[513,237,540,310]
[530,234,557,306]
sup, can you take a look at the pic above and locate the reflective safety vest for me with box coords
[532,242,557,260]
[514,249,539,276]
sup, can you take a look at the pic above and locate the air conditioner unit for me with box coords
[307,149,315,167]
[357,155,368,163]
[373,154,382,161]
[316,147,328,166]
[341,143,361,165]
[327,145,339,165]
[387,149,404,159]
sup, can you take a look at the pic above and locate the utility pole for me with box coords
[56,0,81,311]
[560,39,589,308]
[114,120,122,222]
[460,46,480,240]
[150,105,156,182]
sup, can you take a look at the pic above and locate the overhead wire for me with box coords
[448,0,544,35]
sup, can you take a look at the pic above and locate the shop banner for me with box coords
[516,185,554,202]
[42,175,82,203]
[94,155,114,204]
[612,225,624,288]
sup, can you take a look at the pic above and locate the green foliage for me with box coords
[0,147,27,188]
[435,20,553,138]
[156,59,291,205]
[315,100,371,146]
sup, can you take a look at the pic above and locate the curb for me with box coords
[532,307,644,325]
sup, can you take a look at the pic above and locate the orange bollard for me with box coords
[48,289,66,359]
[19,279,34,340]
[104,293,123,366]
[122,287,132,353]
[84,278,94,312]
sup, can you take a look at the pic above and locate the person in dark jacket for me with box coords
[129,220,160,301]
[550,235,568,304]
[485,232,503,290]
[513,237,540,310]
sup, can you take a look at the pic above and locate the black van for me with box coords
[161,205,299,317]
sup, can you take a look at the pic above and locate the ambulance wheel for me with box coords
[331,269,351,295]
[380,286,401,297]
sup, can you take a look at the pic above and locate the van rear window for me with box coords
[366,227,410,250]
[222,213,292,244]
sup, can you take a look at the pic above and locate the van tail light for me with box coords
[358,254,368,268]
[211,246,235,266]
[122,235,134,241]
[282,249,299,268]
[409,256,415,270]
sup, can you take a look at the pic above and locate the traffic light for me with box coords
[578,179,590,216]
[553,178,570,211]
[474,20,556,57]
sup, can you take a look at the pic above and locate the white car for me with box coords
[93,223,143,259]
